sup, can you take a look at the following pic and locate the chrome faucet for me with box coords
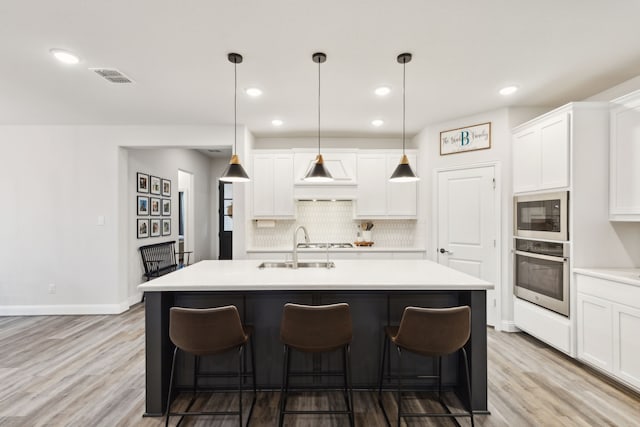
[292,225,310,269]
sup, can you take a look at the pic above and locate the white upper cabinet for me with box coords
[610,90,640,221]
[540,114,570,189]
[356,153,387,216]
[251,151,295,219]
[387,154,418,217]
[355,150,417,219]
[513,110,569,193]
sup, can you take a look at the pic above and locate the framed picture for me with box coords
[137,172,149,193]
[162,218,171,236]
[162,179,171,197]
[440,122,491,155]
[150,176,161,195]
[137,196,149,215]
[162,198,171,216]
[150,219,161,237]
[150,197,161,216]
[137,219,149,238]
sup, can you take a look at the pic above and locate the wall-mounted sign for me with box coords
[440,122,491,155]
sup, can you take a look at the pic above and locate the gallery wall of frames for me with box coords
[136,172,171,238]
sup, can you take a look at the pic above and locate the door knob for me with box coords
[439,248,453,255]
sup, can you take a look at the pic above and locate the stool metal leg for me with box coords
[377,334,392,426]
[278,345,290,427]
[437,355,442,401]
[343,345,355,427]
[396,346,403,426]
[165,347,178,427]
[462,347,475,427]
[247,334,257,422]
[377,334,389,403]
[238,346,243,427]
[193,355,199,397]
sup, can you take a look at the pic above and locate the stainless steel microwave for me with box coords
[514,191,568,241]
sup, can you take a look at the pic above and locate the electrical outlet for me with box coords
[48,283,56,294]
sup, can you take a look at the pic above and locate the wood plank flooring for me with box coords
[1,303,639,426]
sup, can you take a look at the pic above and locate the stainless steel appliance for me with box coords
[514,238,569,316]
[514,191,568,241]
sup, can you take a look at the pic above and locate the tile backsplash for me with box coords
[250,201,421,248]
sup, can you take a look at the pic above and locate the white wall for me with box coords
[415,107,545,331]
[0,125,237,315]
[128,148,213,302]
[255,137,412,150]
[584,75,640,102]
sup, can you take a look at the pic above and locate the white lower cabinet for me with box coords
[575,271,640,392]
[613,303,640,387]
[577,293,612,371]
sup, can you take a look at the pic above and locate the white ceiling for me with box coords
[2,1,640,138]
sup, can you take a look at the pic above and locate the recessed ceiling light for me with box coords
[371,119,384,127]
[245,87,262,97]
[271,119,283,126]
[499,85,519,96]
[50,48,80,64]
[374,86,391,96]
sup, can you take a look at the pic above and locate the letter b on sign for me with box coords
[460,131,470,146]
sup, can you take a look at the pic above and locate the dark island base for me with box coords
[144,290,488,416]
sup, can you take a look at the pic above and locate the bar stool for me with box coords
[165,306,256,427]
[278,302,354,427]
[377,305,474,426]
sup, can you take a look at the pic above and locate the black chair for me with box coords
[378,305,474,426]
[278,302,355,427]
[165,306,256,427]
[139,240,193,281]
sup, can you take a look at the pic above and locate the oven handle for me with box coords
[514,250,568,263]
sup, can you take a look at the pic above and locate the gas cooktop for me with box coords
[296,242,354,249]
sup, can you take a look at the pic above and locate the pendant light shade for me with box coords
[221,52,250,183]
[304,52,333,182]
[389,52,419,183]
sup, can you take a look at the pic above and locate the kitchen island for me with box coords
[139,259,493,416]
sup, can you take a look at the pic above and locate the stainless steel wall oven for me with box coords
[513,238,569,316]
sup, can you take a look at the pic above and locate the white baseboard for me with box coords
[127,293,143,307]
[0,302,130,316]
[500,320,520,332]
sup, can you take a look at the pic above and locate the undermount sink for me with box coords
[258,261,335,269]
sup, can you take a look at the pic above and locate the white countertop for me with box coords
[246,247,427,253]
[138,259,493,292]
[574,268,640,288]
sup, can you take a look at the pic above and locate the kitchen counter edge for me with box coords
[574,267,640,288]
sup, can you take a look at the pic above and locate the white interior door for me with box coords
[437,166,498,326]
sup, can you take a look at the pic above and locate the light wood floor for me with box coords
[1,303,639,426]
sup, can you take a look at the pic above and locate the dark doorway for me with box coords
[219,182,233,259]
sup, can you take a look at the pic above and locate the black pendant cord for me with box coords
[234,60,237,156]
[317,58,321,156]
[402,60,406,156]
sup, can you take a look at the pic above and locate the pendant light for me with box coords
[389,53,419,183]
[221,52,250,182]
[304,52,333,182]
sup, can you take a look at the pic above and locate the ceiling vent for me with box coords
[89,68,134,84]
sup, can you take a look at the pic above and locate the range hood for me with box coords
[293,150,357,200]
